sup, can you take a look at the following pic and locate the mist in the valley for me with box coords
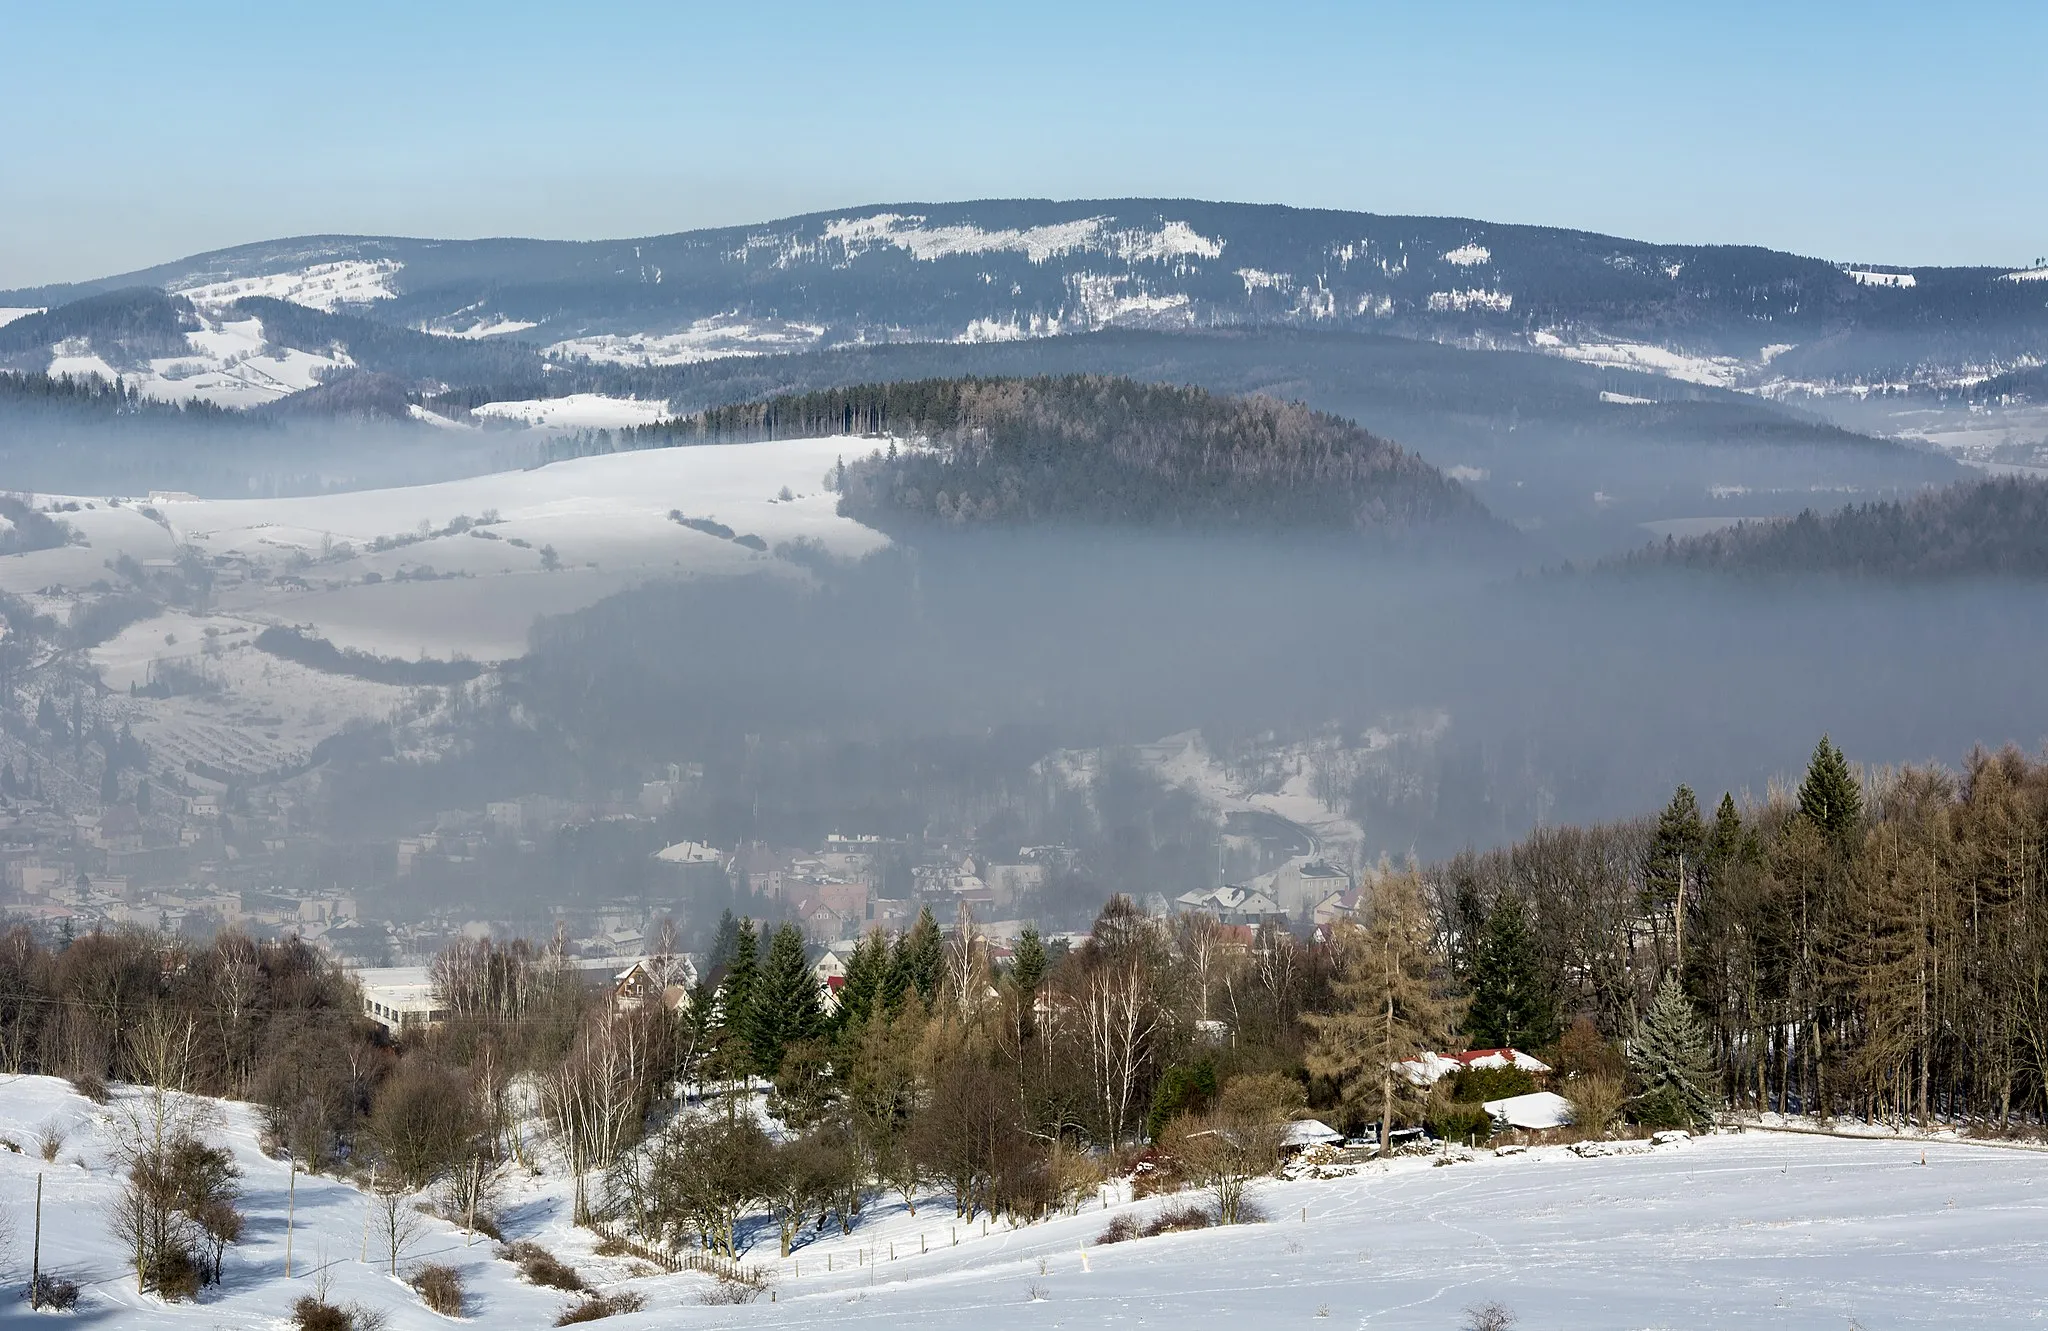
[476,528,2048,866]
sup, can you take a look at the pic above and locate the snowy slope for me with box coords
[6,1073,2048,1329]
[42,310,352,408]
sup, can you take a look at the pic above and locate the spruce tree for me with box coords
[750,922,821,1076]
[835,928,889,1034]
[717,919,759,1074]
[1643,784,1705,913]
[900,906,944,1003]
[1629,974,1718,1131]
[1463,893,1557,1052]
[1011,924,1047,1037]
[1797,735,1863,852]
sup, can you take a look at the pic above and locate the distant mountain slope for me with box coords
[8,200,2042,394]
[594,375,1500,539]
[549,329,1962,557]
[1610,475,2048,577]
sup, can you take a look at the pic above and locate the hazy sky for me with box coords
[3,0,2043,289]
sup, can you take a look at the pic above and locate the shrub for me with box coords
[557,1290,649,1322]
[697,1280,760,1306]
[1429,1103,1495,1145]
[1567,1074,1626,1139]
[410,1263,465,1316]
[70,1072,110,1104]
[591,1234,629,1257]
[37,1120,65,1161]
[1450,1066,1536,1104]
[507,1242,585,1291]
[1464,1300,1518,1331]
[293,1296,352,1331]
[1096,1214,1139,1245]
[1140,1203,1214,1238]
[28,1273,81,1310]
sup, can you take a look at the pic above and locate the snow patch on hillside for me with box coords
[956,314,1059,343]
[0,305,44,328]
[547,314,824,366]
[424,316,540,339]
[819,212,1224,265]
[1428,288,1513,313]
[1845,267,1917,288]
[473,394,674,429]
[2003,266,2048,283]
[1599,391,1657,405]
[172,259,402,311]
[1530,330,1746,388]
[45,314,352,408]
[1236,267,1292,293]
[1068,274,1194,328]
[1442,243,1492,267]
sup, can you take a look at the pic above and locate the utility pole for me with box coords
[30,1173,42,1308]
[285,1154,296,1277]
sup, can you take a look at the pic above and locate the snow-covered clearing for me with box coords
[43,312,352,408]
[817,213,1223,266]
[547,315,825,366]
[170,260,403,312]
[473,394,675,430]
[5,1075,2047,1329]
[0,307,44,328]
[1528,330,1748,388]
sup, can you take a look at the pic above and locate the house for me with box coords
[357,967,448,1034]
[610,959,691,1015]
[1175,884,1285,925]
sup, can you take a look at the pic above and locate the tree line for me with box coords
[10,734,2048,1283]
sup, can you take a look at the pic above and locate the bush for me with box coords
[697,1280,760,1306]
[1450,1066,1536,1103]
[1140,1203,1214,1237]
[69,1072,109,1103]
[591,1234,629,1257]
[1429,1103,1495,1145]
[37,1120,65,1161]
[1630,1082,1696,1131]
[557,1290,649,1322]
[410,1263,465,1316]
[28,1273,81,1310]
[1096,1214,1139,1245]
[293,1296,353,1331]
[1567,1074,1626,1139]
[507,1242,585,1291]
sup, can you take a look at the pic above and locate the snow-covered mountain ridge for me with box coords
[9,199,2044,398]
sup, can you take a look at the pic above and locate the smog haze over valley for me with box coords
[4,4,2048,1329]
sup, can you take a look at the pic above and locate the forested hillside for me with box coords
[594,376,1492,533]
[1613,475,2048,577]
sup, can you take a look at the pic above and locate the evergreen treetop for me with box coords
[1463,893,1558,1052]
[1797,735,1863,851]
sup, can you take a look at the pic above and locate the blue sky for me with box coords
[2,0,2042,288]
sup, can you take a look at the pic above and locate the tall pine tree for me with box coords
[1798,735,1863,853]
[716,918,760,1077]
[1463,893,1557,1051]
[834,928,889,1034]
[750,922,821,1076]
[1011,924,1047,1038]
[1630,973,1718,1131]
[1304,871,1458,1156]
[897,906,944,1004]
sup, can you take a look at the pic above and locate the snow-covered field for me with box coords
[43,311,354,409]
[1,439,890,662]
[472,394,676,430]
[5,1074,2047,1329]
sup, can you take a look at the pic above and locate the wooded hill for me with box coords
[1610,475,2048,577]
[598,375,1495,534]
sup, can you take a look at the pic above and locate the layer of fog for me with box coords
[513,530,2048,861]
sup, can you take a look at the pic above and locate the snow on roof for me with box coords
[1283,1119,1345,1148]
[1397,1047,1551,1085]
[1483,1091,1576,1131]
[655,839,722,864]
